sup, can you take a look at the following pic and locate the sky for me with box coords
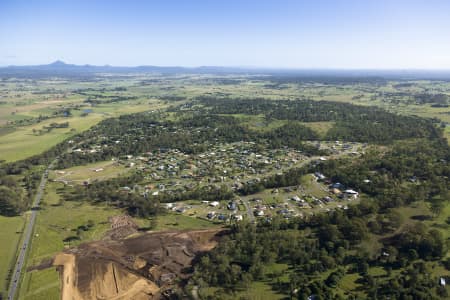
[1,0,450,69]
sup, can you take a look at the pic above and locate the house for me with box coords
[217,214,227,221]
[330,182,345,190]
[323,196,334,203]
[331,188,341,195]
[291,195,301,202]
[254,210,264,217]
[344,189,359,197]
[209,201,220,207]
[227,201,237,210]
[233,214,243,221]
[175,207,186,213]
[277,209,289,215]
[314,172,326,180]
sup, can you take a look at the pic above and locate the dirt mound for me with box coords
[53,228,225,300]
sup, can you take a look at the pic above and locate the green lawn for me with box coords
[300,174,329,198]
[339,272,361,294]
[0,215,26,293]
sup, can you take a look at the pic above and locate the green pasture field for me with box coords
[152,212,220,231]
[0,114,103,162]
[0,215,26,294]
[17,182,130,300]
[0,101,165,162]
[50,160,129,184]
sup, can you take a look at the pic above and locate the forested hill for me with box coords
[196,97,442,142]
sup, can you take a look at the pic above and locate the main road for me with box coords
[7,158,58,300]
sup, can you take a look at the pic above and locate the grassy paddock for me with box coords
[153,212,219,231]
[17,182,129,299]
[50,160,129,184]
[0,101,165,162]
[0,114,103,162]
[0,215,26,294]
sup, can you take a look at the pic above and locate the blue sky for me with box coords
[1,0,450,68]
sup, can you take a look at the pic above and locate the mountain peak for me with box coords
[49,60,67,66]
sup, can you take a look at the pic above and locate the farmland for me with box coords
[0,215,25,292]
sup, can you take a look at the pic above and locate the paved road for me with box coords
[240,197,255,222]
[7,159,57,300]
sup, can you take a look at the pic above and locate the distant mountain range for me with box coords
[1,60,450,80]
[0,60,245,76]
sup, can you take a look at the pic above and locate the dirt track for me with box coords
[53,228,225,300]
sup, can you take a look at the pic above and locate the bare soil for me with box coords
[53,228,225,300]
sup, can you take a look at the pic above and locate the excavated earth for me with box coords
[52,227,226,300]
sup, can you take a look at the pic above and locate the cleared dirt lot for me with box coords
[53,228,225,300]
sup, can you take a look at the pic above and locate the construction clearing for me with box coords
[51,227,225,300]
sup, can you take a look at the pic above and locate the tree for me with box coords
[430,200,445,218]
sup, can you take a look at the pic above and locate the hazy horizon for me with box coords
[5,60,450,72]
[1,0,450,69]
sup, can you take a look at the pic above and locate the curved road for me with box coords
[8,158,58,300]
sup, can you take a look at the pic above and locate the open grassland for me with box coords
[50,160,129,184]
[18,268,60,300]
[0,114,103,162]
[0,215,26,294]
[392,201,450,240]
[200,263,289,300]
[0,102,165,162]
[24,182,127,265]
[301,121,335,137]
[17,182,132,300]
[153,212,219,231]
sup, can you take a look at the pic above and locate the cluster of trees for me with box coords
[192,200,448,299]
[62,172,160,218]
[0,165,42,216]
[0,176,26,216]
[54,111,324,168]
[32,121,70,135]
[239,167,308,195]
[0,168,42,216]
[190,130,449,298]
[197,97,441,143]
[414,93,449,105]
[314,139,450,211]
[17,97,441,171]
[151,184,234,203]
